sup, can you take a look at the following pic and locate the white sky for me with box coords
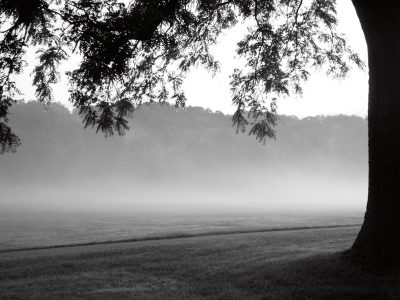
[15,0,367,118]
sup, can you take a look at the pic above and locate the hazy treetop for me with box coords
[2,101,367,183]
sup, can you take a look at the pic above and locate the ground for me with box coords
[1,226,399,299]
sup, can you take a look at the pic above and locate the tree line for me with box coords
[0,101,367,184]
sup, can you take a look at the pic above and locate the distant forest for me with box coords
[0,101,367,185]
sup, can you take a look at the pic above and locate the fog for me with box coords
[0,102,367,217]
[0,171,366,215]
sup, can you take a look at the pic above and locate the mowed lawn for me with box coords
[1,226,400,299]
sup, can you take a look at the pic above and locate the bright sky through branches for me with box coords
[15,1,367,118]
[184,1,368,117]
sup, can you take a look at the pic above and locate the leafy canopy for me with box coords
[0,0,364,153]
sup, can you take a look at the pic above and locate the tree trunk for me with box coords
[350,0,400,264]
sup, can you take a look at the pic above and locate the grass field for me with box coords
[0,211,362,250]
[1,225,400,299]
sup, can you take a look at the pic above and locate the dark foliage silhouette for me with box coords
[0,0,362,152]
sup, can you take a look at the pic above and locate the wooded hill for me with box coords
[0,101,367,184]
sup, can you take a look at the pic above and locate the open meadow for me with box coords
[0,211,362,251]
[1,225,400,299]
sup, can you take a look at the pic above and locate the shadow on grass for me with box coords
[1,249,400,299]
[230,252,400,299]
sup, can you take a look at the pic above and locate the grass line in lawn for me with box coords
[0,223,361,254]
[2,226,399,299]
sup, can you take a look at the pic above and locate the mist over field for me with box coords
[0,101,367,215]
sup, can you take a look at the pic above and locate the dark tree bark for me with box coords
[350,0,400,264]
